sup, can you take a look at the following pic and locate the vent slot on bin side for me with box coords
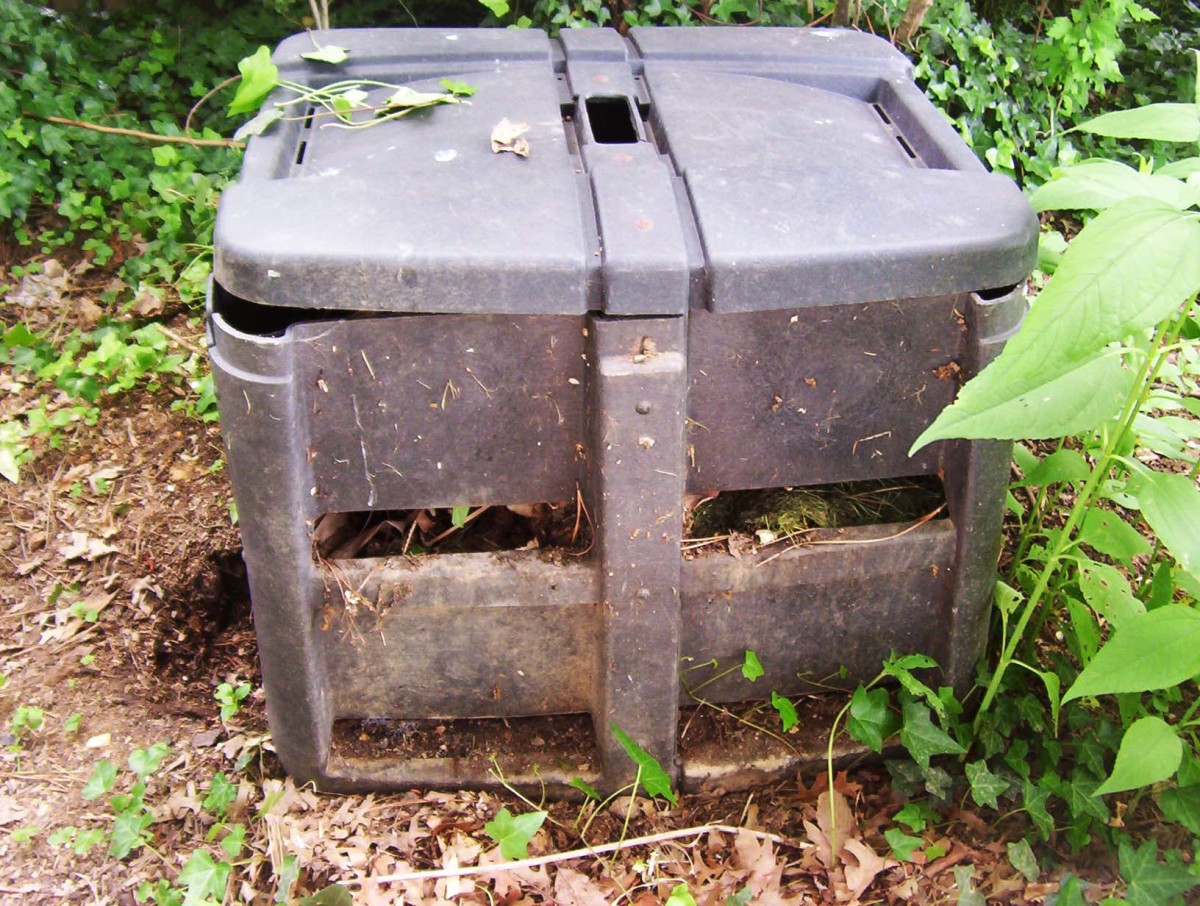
[314,500,593,559]
[330,714,598,776]
[684,476,947,553]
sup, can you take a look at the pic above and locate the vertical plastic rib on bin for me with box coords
[209,26,1038,794]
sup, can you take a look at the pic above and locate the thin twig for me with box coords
[366,824,800,885]
[34,115,243,148]
[185,75,240,136]
[156,325,206,357]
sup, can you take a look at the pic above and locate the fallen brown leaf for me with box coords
[842,837,897,899]
[491,118,530,157]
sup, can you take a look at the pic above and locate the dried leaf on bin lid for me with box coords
[491,118,530,157]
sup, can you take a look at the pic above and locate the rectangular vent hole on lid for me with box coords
[872,103,892,125]
[585,95,639,144]
[895,134,919,161]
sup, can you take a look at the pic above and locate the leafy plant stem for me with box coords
[1012,437,1068,569]
[977,301,1195,726]
[620,766,641,844]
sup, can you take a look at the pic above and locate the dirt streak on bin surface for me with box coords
[208,26,1036,794]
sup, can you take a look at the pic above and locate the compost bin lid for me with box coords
[213,27,1037,316]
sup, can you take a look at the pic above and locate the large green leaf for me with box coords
[1130,468,1200,578]
[912,199,1200,452]
[1078,560,1145,628]
[1064,605,1200,701]
[611,724,678,805]
[1031,160,1193,212]
[1078,103,1200,142]
[228,46,280,116]
[911,351,1130,450]
[1096,716,1182,794]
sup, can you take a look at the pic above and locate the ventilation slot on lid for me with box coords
[586,96,639,144]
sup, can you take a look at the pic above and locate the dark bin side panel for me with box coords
[681,520,956,697]
[296,315,589,513]
[686,296,962,492]
[321,553,601,719]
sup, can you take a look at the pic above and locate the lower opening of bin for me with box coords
[314,499,593,559]
[330,713,597,773]
[683,475,946,555]
[678,695,867,791]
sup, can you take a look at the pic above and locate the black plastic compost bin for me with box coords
[209,26,1037,794]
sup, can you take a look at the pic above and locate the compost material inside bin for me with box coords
[330,713,596,768]
[685,476,946,549]
[314,500,591,559]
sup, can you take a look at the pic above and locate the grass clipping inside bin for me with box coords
[684,477,947,555]
[313,478,945,560]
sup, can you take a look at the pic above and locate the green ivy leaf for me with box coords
[1064,606,1200,701]
[301,45,349,65]
[847,685,893,753]
[741,649,764,682]
[568,777,601,801]
[1095,716,1182,795]
[884,826,924,861]
[1119,839,1200,906]
[108,808,153,859]
[892,801,935,832]
[1022,779,1054,840]
[478,0,511,15]
[1159,783,1200,835]
[665,883,697,906]
[233,107,283,141]
[73,828,105,855]
[965,760,1009,808]
[229,46,280,116]
[450,505,470,528]
[298,885,354,906]
[771,691,798,732]
[440,78,477,97]
[898,700,964,770]
[203,772,237,817]
[952,865,985,906]
[1054,876,1088,906]
[1007,839,1040,882]
[483,807,546,860]
[176,849,232,905]
[611,724,678,805]
[128,741,170,779]
[82,760,118,800]
[883,654,944,720]
[219,823,246,859]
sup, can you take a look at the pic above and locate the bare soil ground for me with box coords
[0,369,1120,904]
